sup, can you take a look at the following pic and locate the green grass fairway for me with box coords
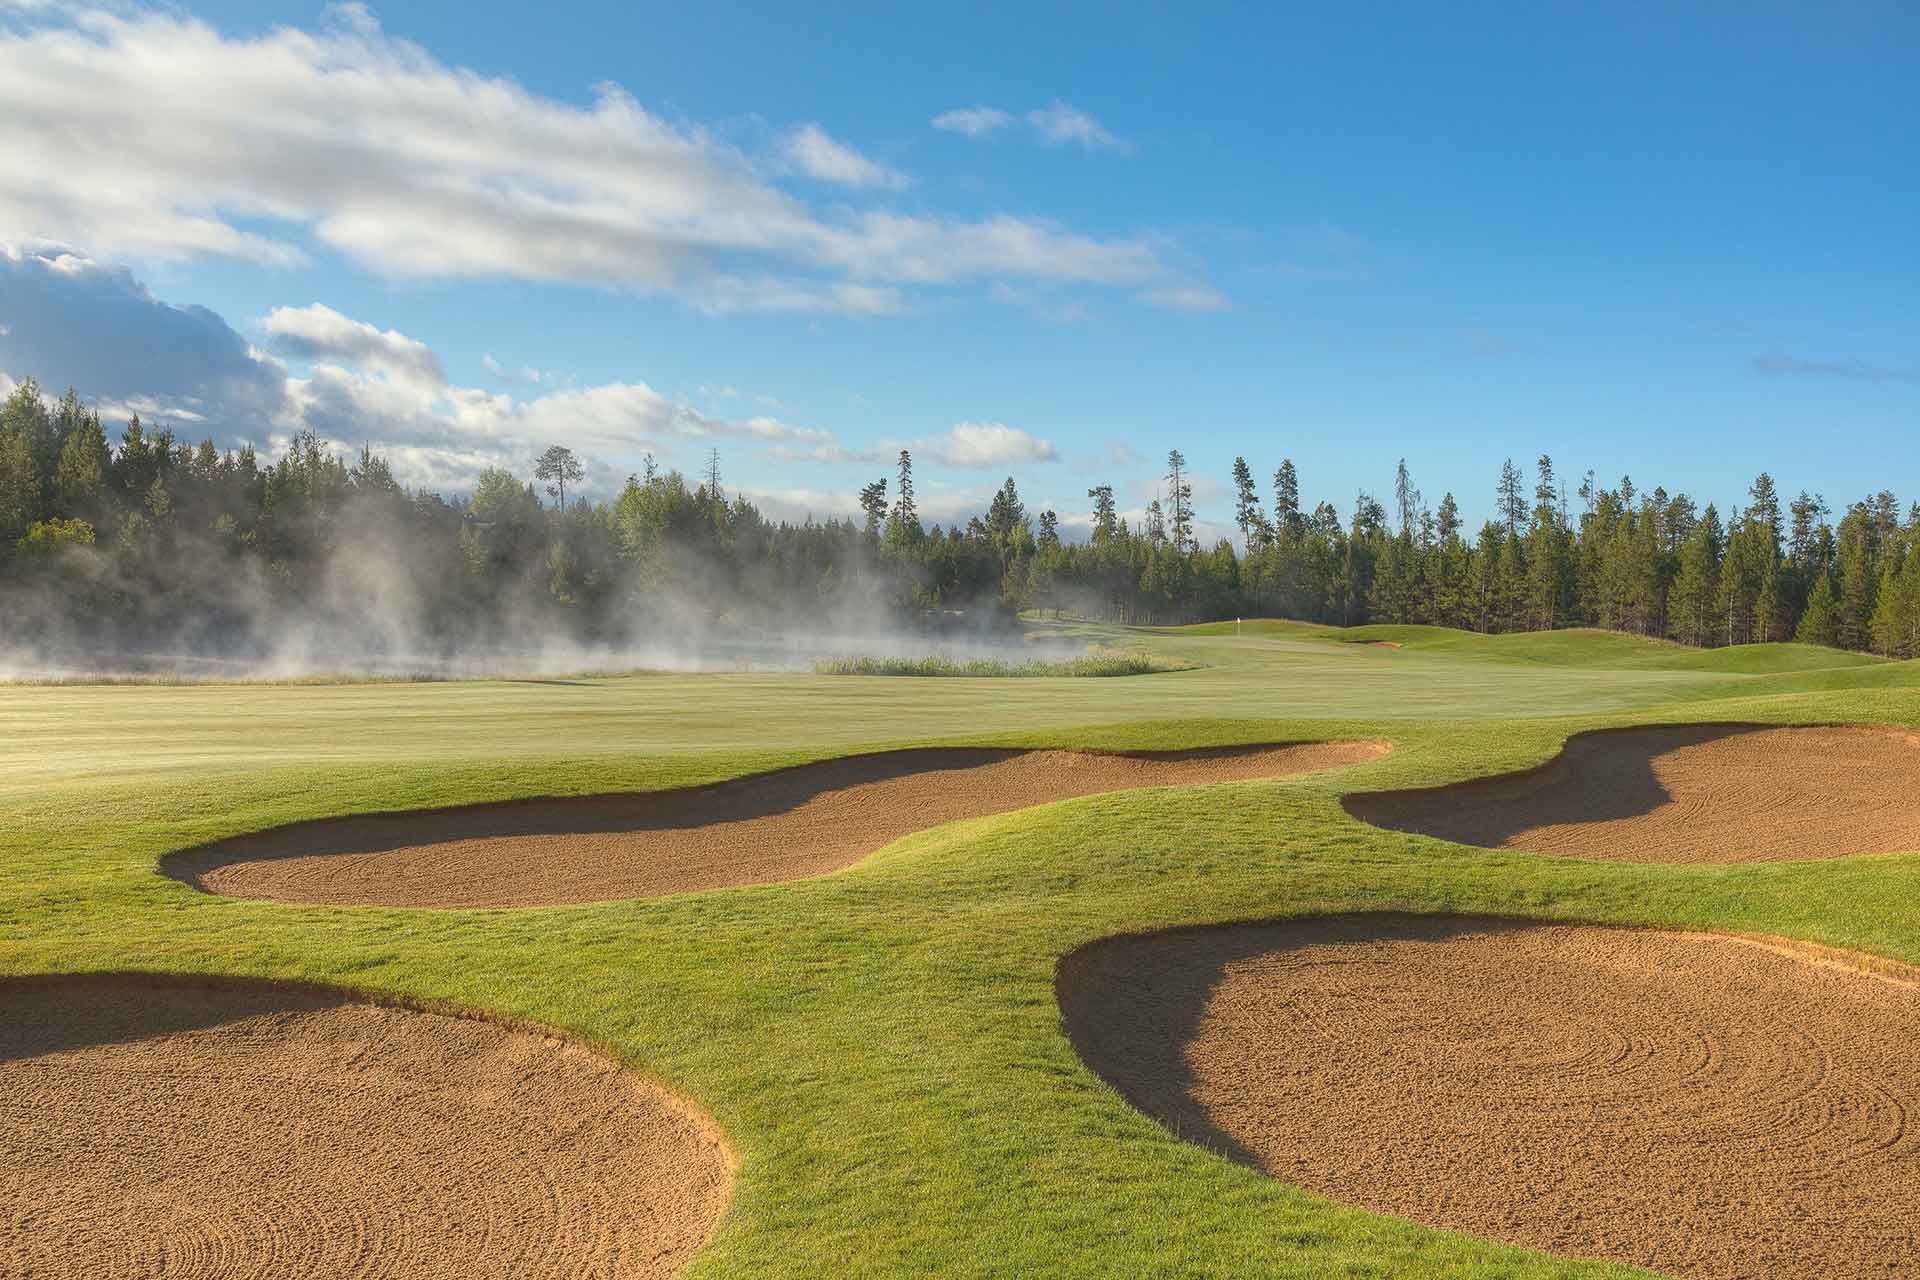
[6,623,1920,1278]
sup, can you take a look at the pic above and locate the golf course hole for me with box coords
[0,975,732,1280]
[1057,913,1920,1280]
[164,741,1389,908]
[1344,722,1920,861]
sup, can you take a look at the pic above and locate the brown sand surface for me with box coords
[166,742,1387,909]
[1058,914,1920,1280]
[1345,723,1920,861]
[0,978,730,1280]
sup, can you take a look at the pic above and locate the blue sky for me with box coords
[0,1,1914,535]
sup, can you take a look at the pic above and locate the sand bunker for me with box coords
[1059,914,1920,1280]
[165,741,1387,909]
[0,977,730,1279]
[1346,722,1920,861]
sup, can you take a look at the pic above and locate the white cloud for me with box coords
[781,122,906,190]
[826,212,1157,286]
[937,102,1127,152]
[482,352,563,386]
[930,421,1058,467]
[736,486,863,524]
[0,244,870,493]
[282,353,838,494]
[263,302,445,389]
[1026,101,1124,150]
[92,392,209,424]
[931,106,1011,138]
[0,8,1186,312]
[771,421,1059,470]
[3,245,1089,526]
[681,274,907,317]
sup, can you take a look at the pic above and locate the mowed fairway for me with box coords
[6,624,1920,1278]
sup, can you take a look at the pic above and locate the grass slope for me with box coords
[5,629,1920,1278]
[1331,624,1889,673]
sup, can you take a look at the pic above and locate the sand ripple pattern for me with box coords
[165,742,1388,909]
[1346,723,1920,861]
[0,980,731,1279]
[1059,914,1920,1280]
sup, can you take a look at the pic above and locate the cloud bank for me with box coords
[0,6,1198,313]
[0,242,1064,499]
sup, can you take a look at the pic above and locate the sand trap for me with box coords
[1058,914,1920,1280]
[164,742,1388,909]
[0,977,730,1279]
[1345,722,1920,861]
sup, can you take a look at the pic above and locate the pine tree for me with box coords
[1669,506,1722,645]
[1715,516,1762,646]
[1435,493,1460,545]
[1796,572,1839,647]
[986,476,1026,547]
[1498,458,1526,533]
[1036,509,1060,551]
[1272,460,1302,538]
[1525,521,1569,630]
[1899,546,1920,658]
[54,409,110,516]
[1787,491,1825,568]
[887,449,919,542]
[857,479,888,538]
[1833,507,1877,650]
[1231,456,1263,550]
[1753,556,1784,643]
[534,444,584,510]
[0,428,35,544]
[1086,484,1117,543]
[1496,527,1528,632]
[1869,558,1903,656]
[1469,522,1502,630]
[1393,458,1420,539]
[1164,450,1193,553]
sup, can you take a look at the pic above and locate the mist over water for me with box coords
[0,528,1077,683]
[0,417,1105,683]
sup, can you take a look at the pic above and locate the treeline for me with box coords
[1026,452,1919,657]
[0,378,1044,660]
[3,373,1917,660]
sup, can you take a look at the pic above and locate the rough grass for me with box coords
[812,647,1193,678]
[4,625,1920,1278]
